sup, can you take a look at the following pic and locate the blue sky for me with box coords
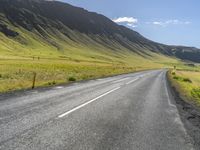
[61,0,200,48]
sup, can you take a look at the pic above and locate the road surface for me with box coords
[0,70,195,150]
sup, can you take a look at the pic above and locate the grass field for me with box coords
[0,41,182,93]
[0,32,185,93]
[0,19,185,93]
[168,67,200,107]
[0,54,171,93]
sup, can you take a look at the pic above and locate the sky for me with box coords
[61,0,200,48]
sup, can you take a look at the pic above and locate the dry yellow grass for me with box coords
[0,57,164,93]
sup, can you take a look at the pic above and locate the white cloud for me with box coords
[152,19,191,27]
[113,17,138,24]
[127,23,137,28]
[113,17,138,28]
[153,21,163,26]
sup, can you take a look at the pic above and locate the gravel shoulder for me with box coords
[167,72,200,149]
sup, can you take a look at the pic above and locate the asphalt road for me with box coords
[0,70,195,150]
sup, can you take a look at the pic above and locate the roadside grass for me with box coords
[0,56,165,93]
[0,46,187,93]
[168,69,200,107]
[0,21,185,93]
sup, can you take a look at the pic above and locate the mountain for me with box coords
[0,0,200,62]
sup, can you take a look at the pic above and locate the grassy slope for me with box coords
[0,17,183,92]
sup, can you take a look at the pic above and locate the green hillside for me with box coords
[0,23,179,92]
[0,0,196,92]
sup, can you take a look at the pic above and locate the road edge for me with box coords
[0,69,157,101]
[0,69,158,96]
[166,70,200,149]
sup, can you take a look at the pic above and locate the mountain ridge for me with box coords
[0,0,200,62]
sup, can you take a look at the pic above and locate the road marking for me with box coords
[126,77,139,85]
[58,87,121,118]
[55,86,64,89]
[97,79,103,81]
[163,72,193,146]
[27,91,38,94]
[113,78,130,83]
[164,75,176,108]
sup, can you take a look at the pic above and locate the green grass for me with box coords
[68,76,76,82]
[0,57,164,93]
[168,69,200,107]
[173,76,192,83]
[0,19,185,93]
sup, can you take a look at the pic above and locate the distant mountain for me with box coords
[0,0,200,62]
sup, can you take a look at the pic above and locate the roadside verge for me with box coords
[167,70,200,149]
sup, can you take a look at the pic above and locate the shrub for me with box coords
[48,81,56,85]
[173,76,180,80]
[52,81,56,85]
[68,76,76,82]
[171,72,176,75]
[173,76,192,83]
[183,78,192,83]
[191,88,200,99]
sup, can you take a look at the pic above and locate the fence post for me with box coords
[174,66,176,70]
[32,72,37,89]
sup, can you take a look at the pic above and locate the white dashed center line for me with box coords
[58,87,121,118]
[113,78,130,83]
[126,78,139,85]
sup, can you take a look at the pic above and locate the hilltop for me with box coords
[0,0,200,62]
